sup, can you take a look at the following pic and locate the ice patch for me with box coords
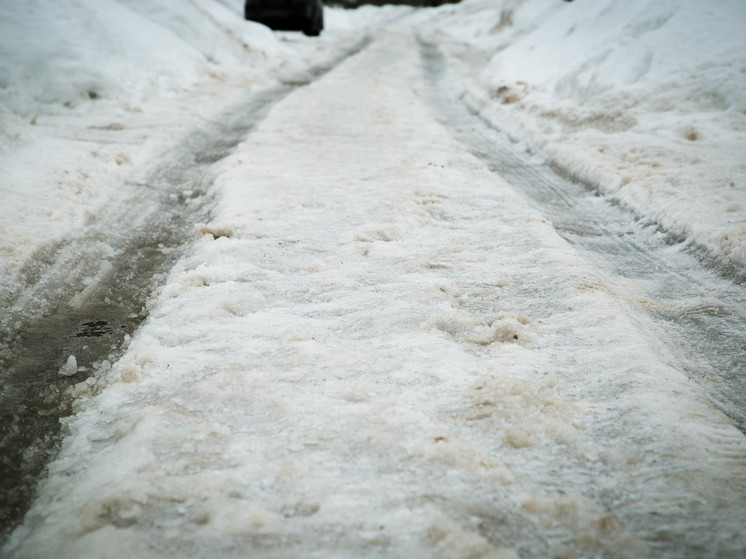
[58,355,78,377]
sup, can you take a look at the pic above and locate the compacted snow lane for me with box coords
[4,24,745,559]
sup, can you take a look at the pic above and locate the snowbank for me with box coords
[424,0,746,272]
[0,0,279,117]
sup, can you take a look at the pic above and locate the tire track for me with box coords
[0,35,372,543]
[417,36,746,432]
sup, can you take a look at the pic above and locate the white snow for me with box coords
[422,0,746,269]
[2,0,745,557]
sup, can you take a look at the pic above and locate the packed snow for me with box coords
[1,0,745,557]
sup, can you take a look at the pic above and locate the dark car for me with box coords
[245,0,324,36]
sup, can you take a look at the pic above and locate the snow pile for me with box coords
[0,0,279,117]
[425,0,746,272]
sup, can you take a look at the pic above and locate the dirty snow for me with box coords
[2,0,745,557]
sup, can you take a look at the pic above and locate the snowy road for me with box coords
[0,32,370,543]
[4,18,746,559]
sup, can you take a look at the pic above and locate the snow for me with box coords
[422,0,746,270]
[2,0,744,296]
[2,0,745,557]
[0,0,269,300]
[58,355,78,377]
[0,0,392,301]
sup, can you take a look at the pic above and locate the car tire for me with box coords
[303,13,322,36]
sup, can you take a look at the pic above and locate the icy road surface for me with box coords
[5,24,746,559]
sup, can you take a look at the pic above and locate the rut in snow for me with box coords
[418,36,746,434]
[0,35,372,543]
